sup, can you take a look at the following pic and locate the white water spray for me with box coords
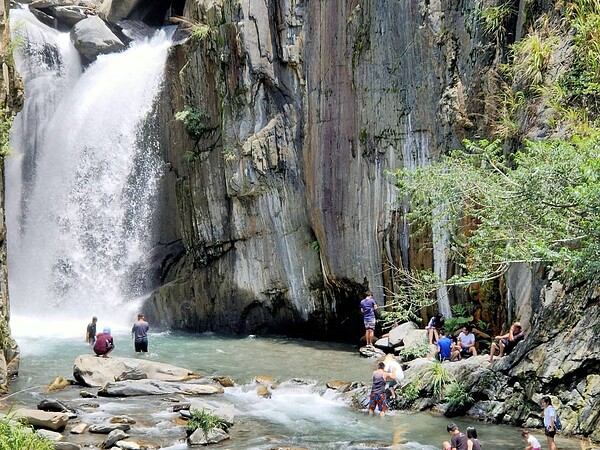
[6,9,172,336]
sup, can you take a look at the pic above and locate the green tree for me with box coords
[392,135,600,284]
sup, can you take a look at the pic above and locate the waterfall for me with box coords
[6,9,172,334]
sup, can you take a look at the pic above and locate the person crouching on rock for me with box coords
[93,326,114,358]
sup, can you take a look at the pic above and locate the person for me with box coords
[457,325,478,359]
[466,426,481,450]
[368,361,394,417]
[360,291,378,347]
[541,396,558,450]
[426,312,445,344]
[93,326,114,357]
[436,329,453,361]
[132,313,150,352]
[489,322,525,362]
[383,353,404,399]
[85,316,97,345]
[442,443,452,450]
[522,429,542,450]
[446,422,469,450]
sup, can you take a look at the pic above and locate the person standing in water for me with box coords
[368,361,394,417]
[85,316,97,345]
[360,291,378,347]
[132,313,150,353]
[466,426,481,450]
[541,396,559,450]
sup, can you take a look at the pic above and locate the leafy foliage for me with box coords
[477,2,513,39]
[443,304,473,335]
[508,32,556,91]
[175,106,210,142]
[558,0,600,116]
[0,415,54,450]
[0,111,15,157]
[444,382,474,408]
[382,266,440,325]
[398,341,431,361]
[0,319,13,352]
[187,409,227,438]
[393,136,600,284]
[419,361,455,400]
[397,381,420,408]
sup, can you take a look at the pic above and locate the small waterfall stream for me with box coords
[6,9,171,333]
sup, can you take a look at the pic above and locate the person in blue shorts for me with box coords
[360,291,378,347]
[436,329,453,361]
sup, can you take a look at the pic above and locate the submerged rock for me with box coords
[73,354,200,387]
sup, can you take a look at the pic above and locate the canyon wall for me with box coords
[0,0,21,391]
[146,0,496,338]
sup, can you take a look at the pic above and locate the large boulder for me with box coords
[14,408,70,431]
[50,6,89,27]
[98,0,143,23]
[70,16,125,62]
[187,427,230,446]
[382,321,419,347]
[73,355,200,387]
[98,379,223,397]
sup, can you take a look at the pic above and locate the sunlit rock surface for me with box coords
[73,355,200,387]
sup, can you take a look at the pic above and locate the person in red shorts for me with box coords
[368,362,394,417]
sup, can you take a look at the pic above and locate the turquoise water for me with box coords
[3,330,586,449]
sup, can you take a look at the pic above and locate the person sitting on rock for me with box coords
[489,321,524,362]
[436,329,453,361]
[456,324,478,359]
[426,312,445,345]
[93,326,114,358]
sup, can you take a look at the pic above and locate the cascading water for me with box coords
[6,9,172,335]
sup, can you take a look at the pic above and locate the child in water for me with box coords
[522,429,541,450]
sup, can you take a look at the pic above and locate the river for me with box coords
[3,323,585,450]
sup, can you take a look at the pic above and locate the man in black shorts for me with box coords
[132,314,149,352]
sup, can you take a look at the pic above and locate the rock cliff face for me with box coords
[0,0,21,391]
[146,0,496,337]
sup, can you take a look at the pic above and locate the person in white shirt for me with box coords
[521,429,542,450]
[383,353,404,400]
[456,324,478,358]
[541,396,558,450]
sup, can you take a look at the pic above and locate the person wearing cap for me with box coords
[93,326,114,357]
[86,316,98,345]
[132,313,150,353]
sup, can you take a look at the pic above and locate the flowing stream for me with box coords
[4,332,585,450]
